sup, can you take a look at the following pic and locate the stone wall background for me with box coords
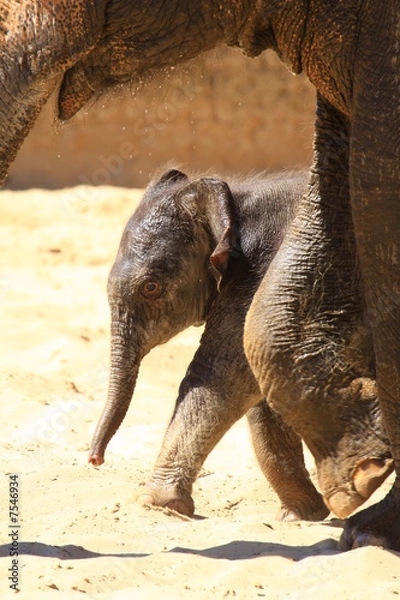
[6,48,316,190]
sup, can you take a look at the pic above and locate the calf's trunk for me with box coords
[89,326,141,466]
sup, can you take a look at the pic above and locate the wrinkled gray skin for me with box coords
[2,0,399,549]
[89,169,392,521]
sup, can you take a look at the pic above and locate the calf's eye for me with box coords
[141,280,161,299]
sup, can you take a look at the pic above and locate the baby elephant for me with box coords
[89,169,393,521]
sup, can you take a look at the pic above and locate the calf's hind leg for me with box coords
[247,400,329,521]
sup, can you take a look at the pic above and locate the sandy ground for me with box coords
[0,186,399,599]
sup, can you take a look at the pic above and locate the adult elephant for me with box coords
[1,1,399,550]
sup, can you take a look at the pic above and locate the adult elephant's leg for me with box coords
[244,94,392,519]
[0,0,106,183]
[340,5,400,551]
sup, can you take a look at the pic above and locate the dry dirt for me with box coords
[0,187,399,599]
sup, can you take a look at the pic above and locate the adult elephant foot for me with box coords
[339,483,400,551]
[136,483,195,517]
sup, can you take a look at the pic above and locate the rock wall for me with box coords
[7,48,316,190]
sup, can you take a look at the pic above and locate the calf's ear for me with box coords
[210,224,237,280]
[199,178,240,290]
[154,169,188,187]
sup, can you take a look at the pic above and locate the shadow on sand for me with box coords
[169,537,340,561]
[0,541,148,560]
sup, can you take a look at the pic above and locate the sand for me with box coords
[1,186,399,599]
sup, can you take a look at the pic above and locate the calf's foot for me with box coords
[276,500,329,522]
[136,482,195,517]
[272,474,330,522]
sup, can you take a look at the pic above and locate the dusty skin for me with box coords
[0,187,399,599]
